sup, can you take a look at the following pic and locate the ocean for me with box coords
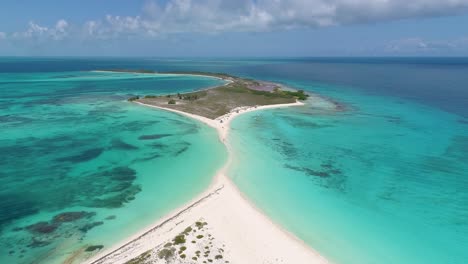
[0,69,227,263]
[1,57,467,263]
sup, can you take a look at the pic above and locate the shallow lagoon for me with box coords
[229,83,468,264]
[0,71,227,263]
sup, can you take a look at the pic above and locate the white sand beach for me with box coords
[85,100,329,264]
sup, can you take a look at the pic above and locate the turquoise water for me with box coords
[0,71,227,263]
[229,83,468,264]
[2,58,468,264]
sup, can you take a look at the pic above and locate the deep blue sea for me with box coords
[1,57,467,263]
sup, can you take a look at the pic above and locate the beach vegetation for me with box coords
[183,226,192,235]
[127,96,140,101]
[180,254,186,259]
[164,242,172,247]
[126,250,151,264]
[157,247,176,260]
[196,221,208,229]
[144,95,158,99]
[215,254,223,259]
[173,234,186,245]
[123,70,306,119]
[193,257,198,260]
[196,235,204,239]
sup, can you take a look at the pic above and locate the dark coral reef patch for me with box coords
[138,133,172,140]
[52,211,95,223]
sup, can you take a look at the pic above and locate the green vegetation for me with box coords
[126,70,307,119]
[127,96,140,102]
[215,255,223,259]
[125,250,152,264]
[183,226,192,234]
[173,234,186,245]
[180,254,186,259]
[196,221,208,229]
[164,242,172,248]
[157,248,176,260]
[196,235,204,239]
[273,88,309,100]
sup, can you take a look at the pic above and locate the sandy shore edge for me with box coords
[85,100,329,264]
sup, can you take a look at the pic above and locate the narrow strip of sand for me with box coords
[85,100,329,264]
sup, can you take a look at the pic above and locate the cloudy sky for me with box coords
[1,0,468,56]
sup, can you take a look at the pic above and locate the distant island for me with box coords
[110,69,309,119]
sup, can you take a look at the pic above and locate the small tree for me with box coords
[168,99,176,104]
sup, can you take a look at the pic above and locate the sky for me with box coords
[1,0,468,57]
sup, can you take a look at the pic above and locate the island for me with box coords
[126,71,308,119]
[86,70,328,264]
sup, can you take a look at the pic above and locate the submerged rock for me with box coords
[52,211,95,223]
[79,221,104,233]
[89,184,141,208]
[138,133,172,140]
[85,245,104,252]
[107,167,137,181]
[27,237,51,248]
[26,221,59,234]
[56,148,104,163]
[111,139,138,150]
[174,146,189,156]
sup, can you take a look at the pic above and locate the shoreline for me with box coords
[86,99,329,264]
[91,70,233,83]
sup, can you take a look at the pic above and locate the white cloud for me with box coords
[0,32,6,39]
[5,0,468,41]
[24,22,49,37]
[11,19,69,40]
[77,0,468,38]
